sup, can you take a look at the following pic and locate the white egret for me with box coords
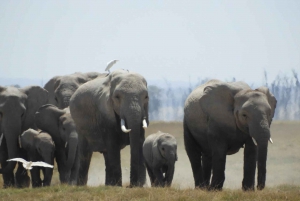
[105,60,118,73]
[7,158,53,170]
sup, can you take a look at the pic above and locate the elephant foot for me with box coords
[242,185,255,191]
[208,185,223,191]
[195,185,209,191]
[126,184,144,188]
[15,175,30,188]
[257,184,265,190]
[3,181,15,189]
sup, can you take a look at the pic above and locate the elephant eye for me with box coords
[55,97,58,103]
[242,113,247,119]
[162,147,165,151]
[114,94,120,100]
[145,95,148,100]
[21,112,24,118]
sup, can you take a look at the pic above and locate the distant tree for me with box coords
[148,85,162,120]
[264,70,268,87]
[12,84,21,88]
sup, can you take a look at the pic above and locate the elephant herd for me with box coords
[0,69,277,191]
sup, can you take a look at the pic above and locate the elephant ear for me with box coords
[44,76,61,105]
[20,128,37,150]
[255,86,277,124]
[20,86,49,130]
[35,104,65,143]
[200,82,246,132]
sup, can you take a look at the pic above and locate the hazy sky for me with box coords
[0,1,299,85]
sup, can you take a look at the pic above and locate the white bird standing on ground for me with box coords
[105,59,118,73]
[7,158,53,170]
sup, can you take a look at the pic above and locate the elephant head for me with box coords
[104,69,149,186]
[44,72,107,109]
[200,82,276,190]
[156,133,177,186]
[20,129,55,187]
[34,104,78,183]
[0,86,48,175]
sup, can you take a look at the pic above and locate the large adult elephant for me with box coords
[0,85,48,187]
[44,72,107,109]
[184,79,277,191]
[69,69,149,187]
[34,104,79,185]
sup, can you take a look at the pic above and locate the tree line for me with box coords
[148,70,300,121]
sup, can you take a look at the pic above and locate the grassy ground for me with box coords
[0,121,300,200]
[0,184,299,201]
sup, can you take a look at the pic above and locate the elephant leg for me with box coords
[55,150,69,184]
[145,163,156,187]
[184,124,204,188]
[42,167,53,187]
[202,153,212,187]
[15,163,30,188]
[30,167,42,188]
[69,150,80,185]
[153,167,164,187]
[210,142,227,191]
[242,140,257,191]
[2,171,15,188]
[77,137,93,185]
[103,149,122,186]
[1,161,15,188]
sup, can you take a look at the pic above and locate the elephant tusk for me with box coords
[121,119,131,133]
[269,138,273,144]
[18,135,22,148]
[142,119,147,129]
[0,133,3,147]
[252,137,257,146]
[65,142,68,148]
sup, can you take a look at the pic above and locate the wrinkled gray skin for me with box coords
[20,129,55,187]
[70,69,149,187]
[143,131,177,187]
[0,85,48,188]
[44,72,107,109]
[184,79,277,191]
[34,104,79,185]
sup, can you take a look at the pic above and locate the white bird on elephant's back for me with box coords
[7,158,53,170]
[105,60,119,73]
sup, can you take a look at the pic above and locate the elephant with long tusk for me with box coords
[70,69,149,187]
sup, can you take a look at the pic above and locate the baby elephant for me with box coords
[19,129,55,187]
[143,131,178,187]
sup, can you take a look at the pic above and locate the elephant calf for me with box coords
[20,129,55,187]
[143,131,177,187]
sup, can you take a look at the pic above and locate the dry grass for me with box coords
[0,184,299,201]
[0,121,300,200]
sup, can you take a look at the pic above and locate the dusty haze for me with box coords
[1,121,299,189]
[85,121,300,189]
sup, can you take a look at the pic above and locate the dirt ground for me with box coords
[1,121,299,189]
[86,121,300,189]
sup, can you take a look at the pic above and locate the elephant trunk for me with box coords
[0,118,22,174]
[249,120,270,190]
[256,138,268,190]
[65,135,78,171]
[124,104,146,187]
[62,96,71,109]
[165,161,175,187]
